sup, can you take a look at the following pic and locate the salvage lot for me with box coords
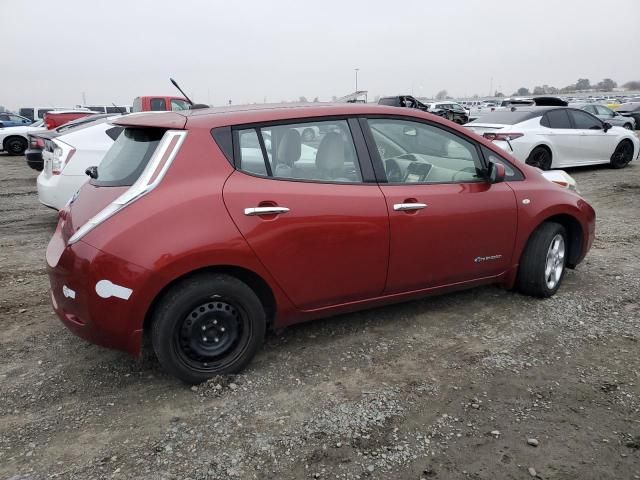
[0,153,639,479]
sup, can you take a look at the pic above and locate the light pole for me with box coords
[354,68,359,92]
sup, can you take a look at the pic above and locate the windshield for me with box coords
[91,128,165,187]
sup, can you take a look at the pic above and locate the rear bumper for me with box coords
[37,172,85,210]
[26,148,43,171]
[47,232,152,356]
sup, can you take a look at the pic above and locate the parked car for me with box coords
[616,102,640,130]
[378,96,468,124]
[466,107,639,170]
[37,117,123,209]
[573,103,636,130]
[0,113,33,128]
[0,120,45,155]
[43,110,96,129]
[425,102,469,124]
[76,105,132,114]
[26,114,118,171]
[47,104,596,383]
[132,96,190,112]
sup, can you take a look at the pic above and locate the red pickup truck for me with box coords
[43,110,96,129]
[132,96,190,112]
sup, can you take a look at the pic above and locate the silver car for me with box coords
[572,103,636,130]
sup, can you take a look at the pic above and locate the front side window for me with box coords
[595,105,613,116]
[237,120,362,183]
[543,109,572,129]
[149,98,167,111]
[367,118,484,184]
[569,110,602,129]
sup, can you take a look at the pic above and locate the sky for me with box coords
[1,0,639,110]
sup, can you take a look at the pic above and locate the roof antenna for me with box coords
[170,78,209,109]
[112,103,126,115]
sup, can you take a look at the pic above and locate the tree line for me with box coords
[508,78,640,97]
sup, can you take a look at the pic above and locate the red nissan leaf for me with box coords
[46,104,595,383]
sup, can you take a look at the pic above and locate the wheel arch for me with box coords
[526,213,584,269]
[142,265,277,335]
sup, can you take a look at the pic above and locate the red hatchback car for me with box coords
[46,104,595,383]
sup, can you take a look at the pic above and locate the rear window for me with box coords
[468,111,540,125]
[20,108,34,119]
[617,104,640,113]
[150,98,167,111]
[91,128,165,187]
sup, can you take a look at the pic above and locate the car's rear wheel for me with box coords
[517,222,567,298]
[526,146,552,170]
[4,136,27,156]
[610,139,634,169]
[302,128,315,141]
[151,273,266,384]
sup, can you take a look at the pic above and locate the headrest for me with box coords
[276,129,301,166]
[316,132,345,171]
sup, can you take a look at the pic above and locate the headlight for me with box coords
[541,170,578,192]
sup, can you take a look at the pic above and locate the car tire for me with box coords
[4,136,28,156]
[525,146,552,170]
[623,123,632,130]
[151,273,266,384]
[302,128,315,141]
[610,139,634,169]
[517,222,568,298]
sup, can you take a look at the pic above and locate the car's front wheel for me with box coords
[517,222,568,298]
[4,136,28,156]
[610,139,634,169]
[151,273,266,384]
[526,146,552,170]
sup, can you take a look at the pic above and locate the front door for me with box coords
[568,109,618,163]
[223,119,389,310]
[363,117,518,294]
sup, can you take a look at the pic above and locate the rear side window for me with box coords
[20,108,34,119]
[105,126,124,141]
[150,98,167,111]
[91,128,165,187]
[236,119,362,183]
[543,109,572,129]
[378,98,398,106]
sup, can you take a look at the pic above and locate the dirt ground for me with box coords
[0,152,639,480]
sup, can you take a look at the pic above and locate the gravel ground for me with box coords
[0,152,639,480]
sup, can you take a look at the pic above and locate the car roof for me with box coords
[113,103,457,130]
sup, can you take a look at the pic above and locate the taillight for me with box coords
[30,137,45,149]
[483,132,524,141]
[51,139,76,175]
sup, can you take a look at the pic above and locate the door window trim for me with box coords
[229,115,377,185]
[359,115,491,185]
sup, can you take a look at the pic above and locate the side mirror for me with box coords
[488,161,506,184]
[603,122,612,132]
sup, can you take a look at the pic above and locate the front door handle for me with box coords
[244,206,290,216]
[393,203,427,211]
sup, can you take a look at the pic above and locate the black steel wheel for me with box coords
[151,274,266,384]
[610,140,634,169]
[526,146,552,170]
[4,137,28,156]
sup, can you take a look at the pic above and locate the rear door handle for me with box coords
[244,206,290,216]
[393,203,427,211]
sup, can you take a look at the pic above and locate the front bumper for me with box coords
[47,229,152,356]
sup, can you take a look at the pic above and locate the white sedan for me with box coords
[0,120,45,155]
[466,107,639,170]
[37,117,122,209]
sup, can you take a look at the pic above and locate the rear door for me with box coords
[361,117,518,293]
[540,109,580,166]
[222,118,390,311]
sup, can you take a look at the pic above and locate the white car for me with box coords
[37,117,122,209]
[0,120,46,155]
[466,107,639,170]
